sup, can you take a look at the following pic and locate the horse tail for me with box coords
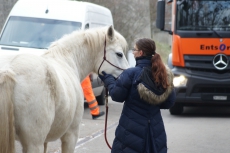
[0,68,16,153]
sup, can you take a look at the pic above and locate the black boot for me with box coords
[92,111,105,119]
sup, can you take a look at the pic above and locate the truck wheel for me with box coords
[96,88,105,105]
[169,104,183,115]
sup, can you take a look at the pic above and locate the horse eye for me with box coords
[116,52,123,58]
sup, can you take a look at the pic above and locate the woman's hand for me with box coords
[99,71,114,81]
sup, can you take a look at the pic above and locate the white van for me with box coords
[0,0,114,105]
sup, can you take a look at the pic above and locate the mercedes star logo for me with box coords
[213,54,229,70]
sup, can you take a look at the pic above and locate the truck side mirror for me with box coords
[156,0,166,30]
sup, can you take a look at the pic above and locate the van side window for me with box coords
[85,24,89,30]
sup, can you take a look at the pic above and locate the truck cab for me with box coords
[156,0,230,114]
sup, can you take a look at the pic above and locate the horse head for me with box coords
[46,26,129,80]
[95,26,130,78]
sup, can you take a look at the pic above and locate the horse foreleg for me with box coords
[21,144,44,153]
[61,103,84,153]
[61,132,78,153]
[19,135,45,153]
[61,119,82,153]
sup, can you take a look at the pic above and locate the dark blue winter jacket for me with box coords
[102,56,175,153]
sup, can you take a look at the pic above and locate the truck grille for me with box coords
[193,86,230,93]
[184,55,230,78]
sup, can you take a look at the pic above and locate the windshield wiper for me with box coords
[1,47,19,51]
[212,30,222,38]
[196,31,222,37]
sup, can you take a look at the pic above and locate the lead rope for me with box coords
[98,36,125,149]
[104,88,112,149]
[98,37,111,149]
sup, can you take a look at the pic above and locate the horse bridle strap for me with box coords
[98,36,126,150]
[97,36,126,76]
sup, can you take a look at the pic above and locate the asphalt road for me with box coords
[15,97,230,153]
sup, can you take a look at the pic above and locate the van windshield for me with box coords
[0,16,82,49]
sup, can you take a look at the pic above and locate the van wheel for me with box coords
[96,88,105,105]
[169,104,183,115]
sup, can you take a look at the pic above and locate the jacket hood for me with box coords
[137,65,174,105]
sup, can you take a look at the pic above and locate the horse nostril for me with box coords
[116,52,123,58]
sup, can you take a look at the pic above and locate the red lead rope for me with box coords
[104,88,112,149]
[98,36,125,149]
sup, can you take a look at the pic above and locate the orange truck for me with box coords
[156,0,230,115]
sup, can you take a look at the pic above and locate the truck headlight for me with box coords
[173,75,187,87]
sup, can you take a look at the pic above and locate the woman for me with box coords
[99,38,175,153]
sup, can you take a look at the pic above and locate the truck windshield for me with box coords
[0,16,82,49]
[176,0,230,31]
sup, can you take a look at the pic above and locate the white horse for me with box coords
[0,26,129,153]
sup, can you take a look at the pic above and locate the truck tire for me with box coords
[96,88,105,105]
[169,104,184,115]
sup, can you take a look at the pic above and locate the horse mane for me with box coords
[43,26,127,60]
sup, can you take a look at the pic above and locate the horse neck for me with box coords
[74,47,97,81]
[45,42,98,81]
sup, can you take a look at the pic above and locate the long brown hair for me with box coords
[135,38,169,89]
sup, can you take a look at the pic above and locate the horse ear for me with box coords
[107,25,114,41]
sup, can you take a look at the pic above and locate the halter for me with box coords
[97,36,126,76]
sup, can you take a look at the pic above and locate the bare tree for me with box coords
[149,0,157,38]
[77,0,151,48]
[0,0,17,31]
